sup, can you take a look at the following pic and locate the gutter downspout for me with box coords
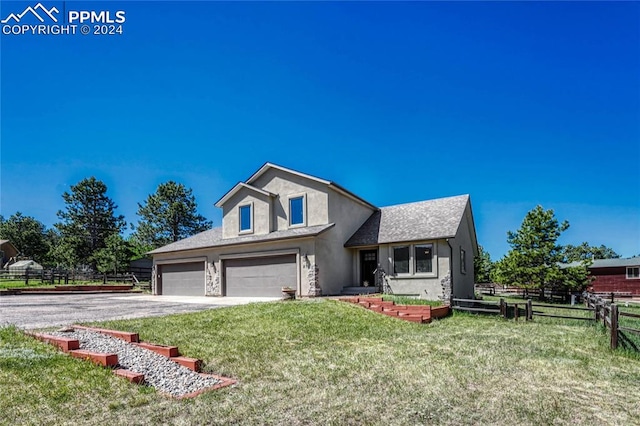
[446,239,454,305]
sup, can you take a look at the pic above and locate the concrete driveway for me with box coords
[0,293,280,330]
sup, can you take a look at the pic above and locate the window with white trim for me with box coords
[627,266,640,279]
[239,204,252,233]
[289,195,305,226]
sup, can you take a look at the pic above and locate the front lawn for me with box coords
[2,300,640,425]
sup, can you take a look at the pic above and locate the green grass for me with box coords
[2,300,640,425]
[0,280,134,290]
[381,294,443,306]
[0,280,52,289]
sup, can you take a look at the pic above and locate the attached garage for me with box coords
[224,254,297,297]
[159,262,205,296]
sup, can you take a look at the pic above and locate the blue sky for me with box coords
[1,1,639,260]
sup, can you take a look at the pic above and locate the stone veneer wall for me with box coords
[205,262,221,296]
[307,264,321,297]
[440,271,452,304]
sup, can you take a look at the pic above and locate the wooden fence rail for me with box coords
[0,269,150,286]
[452,292,640,352]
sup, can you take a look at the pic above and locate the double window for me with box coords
[239,204,252,233]
[627,267,640,280]
[289,195,306,227]
[393,244,434,275]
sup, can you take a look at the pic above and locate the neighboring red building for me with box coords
[583,258,640,295]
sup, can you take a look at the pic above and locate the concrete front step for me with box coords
[341,286,379,295]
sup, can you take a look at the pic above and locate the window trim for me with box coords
[393,246,410,275]
[627,266,640,280]
[288,193,307,228]
[460,247,467,274]
[414,244,434,274]
[391,242,437,277]
[238,202,253,234]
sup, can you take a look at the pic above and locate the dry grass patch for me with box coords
[2,299,640,425]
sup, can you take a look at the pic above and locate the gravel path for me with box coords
[50,329,221,397]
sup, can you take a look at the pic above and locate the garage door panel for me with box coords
[161,262,204,296]
[225,255,296,297]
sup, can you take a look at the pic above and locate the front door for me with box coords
[360,249,378,287]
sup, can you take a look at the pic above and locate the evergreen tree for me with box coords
[493,206,589,296]
[562,242,620,262]
[0,212,51,263]
[133,181,212,248]
[473,245,493,283]
[54,177,126,269]
[93,234,134,274]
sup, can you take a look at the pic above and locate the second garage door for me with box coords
[224,255,297,297]
[160,262,205,296]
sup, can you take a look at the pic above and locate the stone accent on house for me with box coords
[376,264,392,294]
[205,262,221,296]
[151,264,157,294]
[307,264,321,297]
[440,271,452,303]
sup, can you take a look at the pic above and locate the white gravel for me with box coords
[49,329,222,397]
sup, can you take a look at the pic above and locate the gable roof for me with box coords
[214,182,275,207]
[149,223,335,254]
[345,195,471,247]
[245,162,377,210]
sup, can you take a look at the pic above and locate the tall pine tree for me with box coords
[55,177,125,269]
[133,181,212,248]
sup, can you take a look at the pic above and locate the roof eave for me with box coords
[246,162,331,186]
[345,234,457,248]
[214,182,275,207]
[151,224,335,255]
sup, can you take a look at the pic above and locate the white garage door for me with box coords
[224,255,297,297]
[160,262,205,296]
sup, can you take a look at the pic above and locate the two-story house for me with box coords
[149,163,478,301]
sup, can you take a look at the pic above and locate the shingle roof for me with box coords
[149,223,335,254]
[345,195,470,247]
[245,162,377,210]
[563,258,640,269]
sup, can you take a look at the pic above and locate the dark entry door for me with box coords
[360,250,378,287]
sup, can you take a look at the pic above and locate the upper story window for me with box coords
[289,195,305,226]
[627,266,640,279]
[239,204,252,233]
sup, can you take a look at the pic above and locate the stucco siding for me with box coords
[251,168,330,229]
[451,203,476,299]
[319,189,377,293]
[378,240,450,301]
[221,188,272,239]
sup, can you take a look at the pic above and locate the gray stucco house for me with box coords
[149,163,478,301]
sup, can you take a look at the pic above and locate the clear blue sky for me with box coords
[1,1,639,260]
